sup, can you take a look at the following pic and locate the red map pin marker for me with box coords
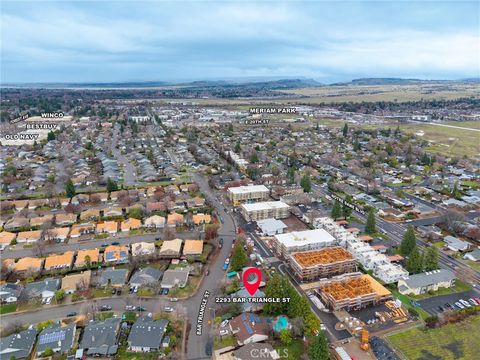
[243,267,262,296]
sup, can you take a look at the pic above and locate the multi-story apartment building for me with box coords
[240,201,290,221]
[272,229,336,257]
[228,185,269,204]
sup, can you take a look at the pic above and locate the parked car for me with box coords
[162,288,169,295]
[468,298,477,306]
[455,302,464,309]
[460,299,471,307]
[100,305,112,311]
[437,306,444,312]
[220,319,229,328]
[66,312,77,317]
[125,305,136,311]
[116,289,122,295]
[164,307,174,312]
[205,269,210,276]
[111,241,120,246]
[137,306,146,312]
[219,330,229,336]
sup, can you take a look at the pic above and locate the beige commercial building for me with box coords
[240,201,290,221]
[228,185,269,204]
[288,247,357,282]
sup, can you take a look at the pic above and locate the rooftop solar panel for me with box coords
[39,330,65,345]
[244,322,254,335]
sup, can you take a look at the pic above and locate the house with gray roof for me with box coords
[0,283,23,303]
[127,315,169,352]
[25,278,60,300]
[231,288,265,312]
[464,249,480,262]
[129,267,162,288]
[98,268,128,288]
[79,318,121,356]
[0,328,37,359]
[444,235,471,252]
[397,269,456,296]
[36,323,76,357]
[160,268,189,289]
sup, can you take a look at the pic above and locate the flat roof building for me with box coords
[240,201,290,222]
[272,229,336,257]
[228,185,269,204]
[288,247,357,282]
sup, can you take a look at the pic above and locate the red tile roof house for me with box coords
[229,313,272,345]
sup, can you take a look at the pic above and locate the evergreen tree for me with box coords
[308,331,331,360]
[65,179,76,198]
[106,178,118,192]
[365,209,376,234]
[234,141,241,153]
[331,200,342,220]
[300,174,312,193]
[353,138,361,152]
[394,125,401,137]
[287,167,295,185]
[342,123,348,137]
[249,151,259,163]
[406,246,423,274]
[230,242,248,271]
[424,246,439,271]
[400,226,416,256]
[386,143,394,156]
[47,131,56,141]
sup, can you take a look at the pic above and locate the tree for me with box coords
[300,174,312,193]
[54,289,65,302]
[365,209,376,234]
[42,347,54,357]
[204,223,220,241]
[65,179,76,198]
[280,329,292,346]
[230,241,248,271]
[308,331,330,360]
[331,200,342,220]
[47,131,56,141]
[84,255,92,268]
[353,138,361,152]
[406,246,423,274]
[234,141,241,153]
[400,225,416,256]
[106,178,118,192]
[249,150,259,163]
[287,167,295,185]
[342,195,353,219]
[424,246,439,271]
[128,207,143,219]
[342,123,348,137]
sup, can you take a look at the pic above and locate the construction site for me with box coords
[288,247,358,282]
[315,272,392,311]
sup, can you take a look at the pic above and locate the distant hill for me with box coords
[332,77,480,86]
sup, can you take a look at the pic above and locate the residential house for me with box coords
[75,248,100,268]
[79,318,121,357]
[159,239,183,258]
[464,249,480,262]
[121,218,142,232]
[130,268,162,288]
[61,271,92,294]
[26,278,60,300]
[0,283,24,303]
[167,213,184,227]
[16,230,42,244]
[30,215,54,228]
[183,240,204,256]
[96,221,118,234]
[3,216,29,231]
[144,215,166,228]
[0,328,37,359]
[229,313,272,345]
[104,245,129,263]
[70,223,95,238]
[104,207,123,218]
[44,251,75,271]
[128,316,169,352]
[99,268,128,287]
[80,209,101,221]
[444,236,471,252]
[36,323,76,357]
[131,242,156,257]
[146,202,167,213]
[192,214,211,225]
[160,268,189,289]
[231,288,265,312]
[55,213,77,226]
[398,269,456,296]
[0,231,16,250]
[12,257,43,273]
[44,227,70,242]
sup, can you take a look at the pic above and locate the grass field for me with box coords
[0,303,17,314]
[388,315,480,360]
[274,339,304,360]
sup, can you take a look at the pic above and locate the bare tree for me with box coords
[443,210,466,235]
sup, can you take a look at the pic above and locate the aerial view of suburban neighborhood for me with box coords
[0,1,479,360]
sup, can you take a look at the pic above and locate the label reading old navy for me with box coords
[249,107,296,114]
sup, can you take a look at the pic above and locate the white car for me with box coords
[460,299,471,307]
[43,297,52,305]
[125,305,136,311]
[164,307,174,312]
[455,302,464,309]
[219,330,229,336]
[170,298,179,302]
[220,319,229,328]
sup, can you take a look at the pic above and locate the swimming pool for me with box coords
[273,315,289,332]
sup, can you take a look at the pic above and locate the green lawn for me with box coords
[137,287,155,297]
[273,339,305,360]
[213,335,236,350]
[122,311,137,323]
[93,288,113,298]
[97,311,114,320]
[433,241,445,249]
[0,303,17,314]
[388,315,480,360]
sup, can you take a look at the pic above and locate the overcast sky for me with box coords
[1,1,479,83]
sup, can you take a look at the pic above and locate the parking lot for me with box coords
[418,289,480,315]
[369,336,400,360]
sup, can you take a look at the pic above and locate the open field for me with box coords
[277,84,480,103]
[388,315,480,360]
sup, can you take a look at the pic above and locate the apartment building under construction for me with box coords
[288,247,357,282]
[315,272,392,311]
